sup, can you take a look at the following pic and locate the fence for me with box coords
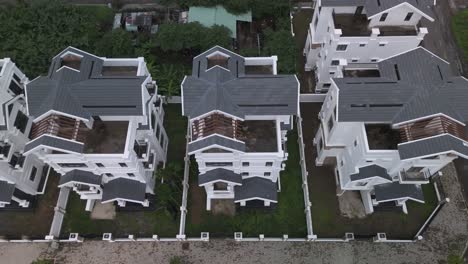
[49,187,71,238]
[177,123,191,239]
[296,116,316,240]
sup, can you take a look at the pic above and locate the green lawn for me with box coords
[452,9,468,61]
[61,104,187,238]
[185,129,308,237]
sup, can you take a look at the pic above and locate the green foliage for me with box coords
[0,0,114,77]
[261,29,296,74]
[452,9,468,61]
[147,63,189,97]
[153,22,231,52]
[94,29,135,57]
[155,162,184,219]
[169,256,185,264]
[447,254,464,264]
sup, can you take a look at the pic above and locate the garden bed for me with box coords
[185,128,307,238]
[300,103,439,239]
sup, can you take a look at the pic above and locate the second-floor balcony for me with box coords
[399,115,465,143]
[399,167,431,183]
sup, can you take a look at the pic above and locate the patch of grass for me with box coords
[452,9,468,61]
[61,104,187,238]
[185,128,307,237]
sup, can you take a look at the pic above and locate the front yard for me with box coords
[300,103,439,239]
[0,173,60,238]
[185,128,307,238]
[60,103,187,238]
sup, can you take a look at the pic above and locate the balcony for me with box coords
[399,168,430,183]
[0,142,11,159]
[332,13,371,37]
[134,140,148,159]
[8,152,25,169]
[377,26,417,36]
[30,114,89,142]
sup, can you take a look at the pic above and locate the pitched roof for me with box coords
[374,182,424,202]
[26,47,146,120]
[350,164,392,181]
[102,178,146,203]
[24,135,84,154]
[0,180,15,203]
[59,170,102,187]
[321,0,434,18]
[198,168,242,185]
[398,134,468,160]
[188,135,246,153]
[182,46,298,119]
[234,177,278,202]
[337,47,461,124]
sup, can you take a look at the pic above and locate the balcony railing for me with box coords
[399,115,465,143]
[399,168,431,182]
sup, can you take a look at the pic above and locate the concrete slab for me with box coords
[90,202,116,220]
[337,190,367,219]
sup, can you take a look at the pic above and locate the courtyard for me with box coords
[185,128,307,238]
[60,103,187,239]
[300,103,439,239]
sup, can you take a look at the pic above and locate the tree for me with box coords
[94,29,135,57]
[154,162,184,219]
[261,29,296,74]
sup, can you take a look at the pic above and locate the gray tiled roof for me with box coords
[234,177,278,202]
[374,182,424,202]
[198,168,242,185]
[337,47,459,124]
[0,180,15,203]
[398,134,468,160]
[350,164,391,181]
[188,135,246,153]
[321,0,434,18]
[102,178,146,203]
[24,135,84,154]
[182,46,299,119]
[26,47,146,120]
[59,170,102,187]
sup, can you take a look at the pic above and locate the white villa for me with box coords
[0,59,47,208]
[181,46,299,210]
[23,47,168,211]
[314,47,468,214]
[304,0,435,92]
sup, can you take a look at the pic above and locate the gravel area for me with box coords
[1,164,466,264]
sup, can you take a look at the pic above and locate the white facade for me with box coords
[0,59,46,208]
[314,82,453,214]
[304,0,433,92]
[23,48,168,211]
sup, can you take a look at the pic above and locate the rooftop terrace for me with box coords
[100,66,138,76]
[333,14,371,37]
[365,124,400,150]
[83,121,129,153]
[241,120,277,152]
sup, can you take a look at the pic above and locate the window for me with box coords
[127,173,135,177]
[160,134,165,148]
[242,162,250,167]
[105,173,113,177]
[340,160,344,167]
[404,12,413,21]
[58,163,87,168]
[323,83,331,88]
[331,60,340,66]
[327,116,334,132]
[336,44,348,51]
[12,74,21,83]
[266,162,273,167]
[60,53,82,71]
[206,162,233,167]
[156,123,161,138]
[380,12,388,22]
[351,59,359,63]
[313,17,319,29]
[214,182,228,191]
[8,80,22,96]
[13,111,28,133]
[96,163,105,168]
[264,172,271,176]
[318,138,323,151]
[241,172,249,176]
[379,42,387,47]
[329,71,335,76]
[119,163,127,167]
[371,58,378,62]
[29,167,37,181]
[354,140,358,147]
[359,43,367,47]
